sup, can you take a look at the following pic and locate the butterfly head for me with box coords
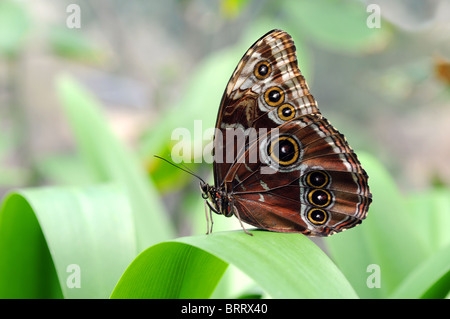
[200,181,211,200]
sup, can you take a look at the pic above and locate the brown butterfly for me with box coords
[200,29,372,236]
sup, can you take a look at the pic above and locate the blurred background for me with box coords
[1,0,450,235]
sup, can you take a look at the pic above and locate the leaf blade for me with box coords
[112,230,358,299]
[391,244,450,299]
[0,184,137,298]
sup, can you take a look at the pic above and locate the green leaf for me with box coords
[0,184,136,298]
[111,240,228,299]
[111,231,358,299]
[391,244,450,299]
[0,193,61,298]
[325,152,429,298]
[56,75,175,250]
[407,188,450,253]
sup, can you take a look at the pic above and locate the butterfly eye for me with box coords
[307,189,332,207]
[268,135,300,167]
[307,208,329,225]
[264,87,285,107]
[254,61,271,79]
[278,104,296,121]
[306,171,329,188]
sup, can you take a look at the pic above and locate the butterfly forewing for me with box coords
[210,29,371,236]
[214,30,318,185]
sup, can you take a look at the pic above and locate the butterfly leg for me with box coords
[231,200,253,236]
[205,200,218,234]
[208,204,214,234]
[204,200,213,234]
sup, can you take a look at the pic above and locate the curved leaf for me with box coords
[111,241,228,299]
[0,184,137,298]
[391,244,450,299]
[112,230,358,299]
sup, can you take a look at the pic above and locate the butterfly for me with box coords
[199,29,372,237]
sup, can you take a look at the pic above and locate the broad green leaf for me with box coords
[0,193,61,298]
[0,184,136,298]
[111,240,228,299]
[111,231,358,299]
[391,244,450,299]
[56,75,174,250]
[325,152,429,298]
[407,188,450,253]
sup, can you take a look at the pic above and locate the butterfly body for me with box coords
[204,29,372,237]
[201,182,232,217]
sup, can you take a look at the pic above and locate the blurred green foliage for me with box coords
[0,0,449,299]
[0,1,30,58]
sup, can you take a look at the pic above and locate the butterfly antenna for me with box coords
[153,155,206,185]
